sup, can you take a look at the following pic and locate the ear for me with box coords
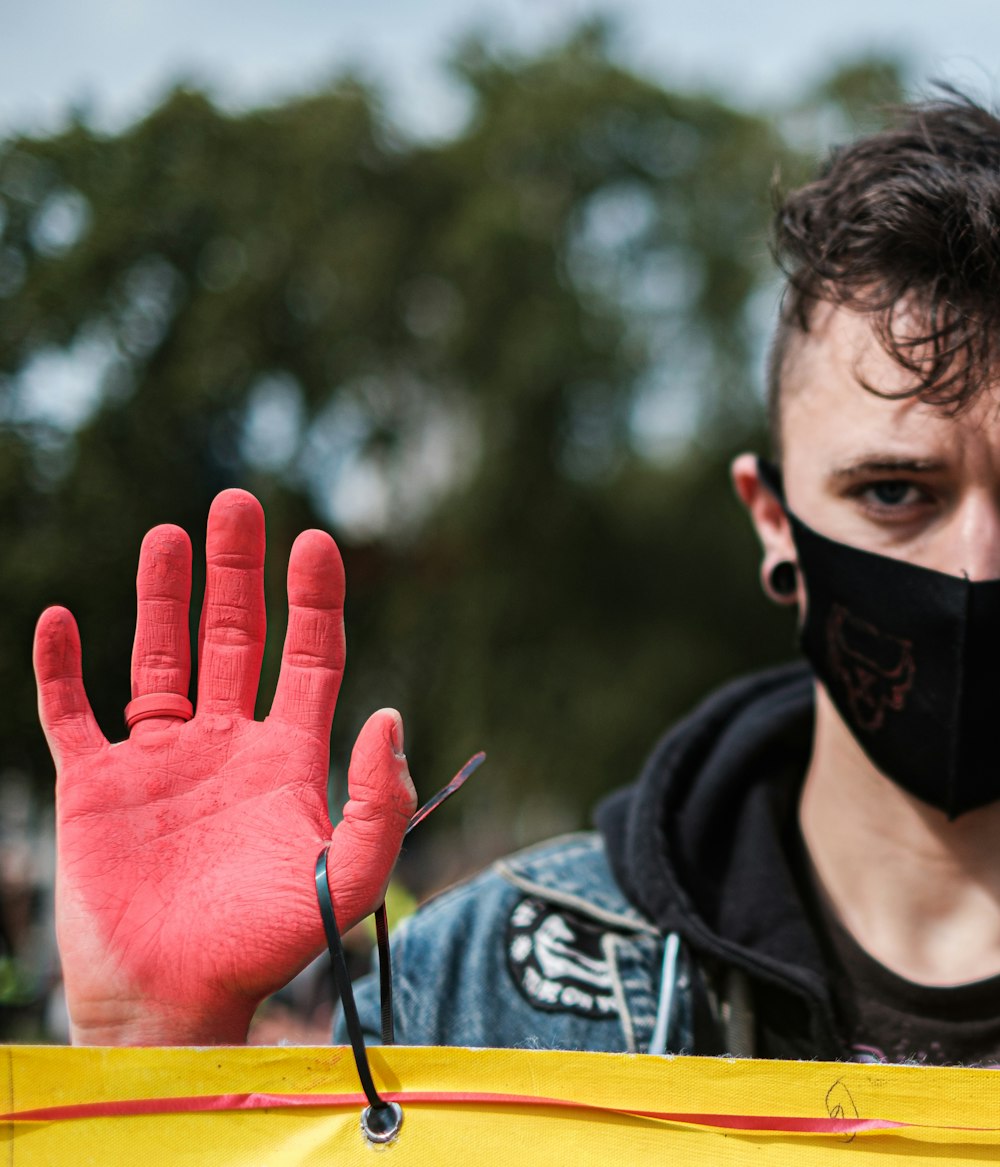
[730,453,799,605]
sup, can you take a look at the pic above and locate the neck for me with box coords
[799,684,1000,986]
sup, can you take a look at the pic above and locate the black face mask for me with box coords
[758,458,1000,819]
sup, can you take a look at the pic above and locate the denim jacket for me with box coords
[341,668,847,1060]
[346,832,749,1055]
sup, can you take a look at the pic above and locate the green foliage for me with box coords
[0,38,905,850]
[806,54,908,131]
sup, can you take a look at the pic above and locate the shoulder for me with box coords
[370,832,662,1051]
[494,833,659,934]
[402,831,657,942]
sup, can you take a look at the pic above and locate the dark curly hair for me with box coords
[768,91,1000,450]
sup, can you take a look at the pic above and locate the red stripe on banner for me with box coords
[0,1089,991,1135]
[0,1093,367,1122]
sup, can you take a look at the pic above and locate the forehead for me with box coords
[780,305,1000,474]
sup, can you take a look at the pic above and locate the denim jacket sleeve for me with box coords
[338,833,667,1053]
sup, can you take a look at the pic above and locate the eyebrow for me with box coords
[827,457,948,482]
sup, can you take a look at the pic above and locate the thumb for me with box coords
[326,708,416,932]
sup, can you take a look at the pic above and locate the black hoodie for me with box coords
[595,663,846,1059]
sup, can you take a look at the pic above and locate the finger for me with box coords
[129,525,192,734]
[326,709,417,931]
[33,606,106,767]
[196,489,266,717]
[269,529,346,735]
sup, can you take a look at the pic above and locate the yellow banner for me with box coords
[3,1044,1000,1165]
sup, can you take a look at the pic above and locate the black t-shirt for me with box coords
[797,840,1000,1066]
[814,890,1000,1066]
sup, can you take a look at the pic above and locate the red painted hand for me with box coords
[33,490,415,1046]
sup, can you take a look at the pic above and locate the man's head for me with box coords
[732,92,1000,817]
[736,91,1000,600]
[767,91,1000,459]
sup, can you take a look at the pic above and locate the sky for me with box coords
[3,0,1000,141]
[3,0,999,507]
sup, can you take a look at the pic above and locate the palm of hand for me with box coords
[35,491,414,1045]
[58,720,331,1019]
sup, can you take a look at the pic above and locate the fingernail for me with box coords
[390,717,405,757]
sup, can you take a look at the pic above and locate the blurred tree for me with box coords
[0,31,905,858]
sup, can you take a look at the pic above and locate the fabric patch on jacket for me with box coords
[506,896,619,1019]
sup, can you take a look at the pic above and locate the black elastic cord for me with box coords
[374,902,394,1045]
[318,753,486,1073]
[314,848,390,1114]
[756,456,785,502]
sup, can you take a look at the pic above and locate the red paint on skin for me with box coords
[35,491,416,1045]
[131,525,192,702]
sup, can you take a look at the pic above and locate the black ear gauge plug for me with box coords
[766,560,798,599]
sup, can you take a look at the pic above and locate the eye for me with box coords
[850,477,938,522]
[866,480,920,506]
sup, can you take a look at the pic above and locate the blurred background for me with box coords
[0,0,996,1039]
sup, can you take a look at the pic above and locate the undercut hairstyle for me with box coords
[768,90,1000,452]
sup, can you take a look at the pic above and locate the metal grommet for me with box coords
[361,1101,404,1145]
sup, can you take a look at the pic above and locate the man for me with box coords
[36,93,1000,1062]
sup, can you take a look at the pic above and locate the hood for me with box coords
[595,663,835,1011]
